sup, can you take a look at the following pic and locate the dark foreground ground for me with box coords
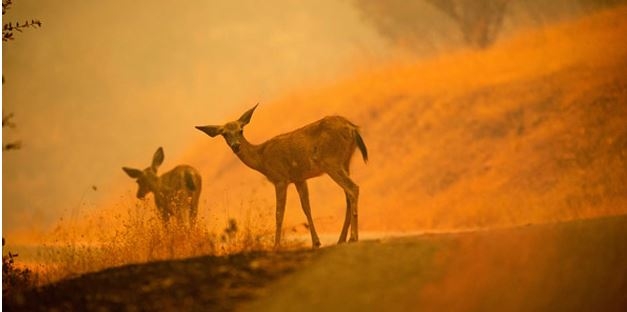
[3,248,317,311]
[5,215,627,311]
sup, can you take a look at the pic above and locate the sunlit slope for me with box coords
[186,6,627,233]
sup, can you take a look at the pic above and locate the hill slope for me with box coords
[184,6,627,235]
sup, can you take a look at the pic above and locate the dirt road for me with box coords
[242,215,627,311]
[5,215,627,311]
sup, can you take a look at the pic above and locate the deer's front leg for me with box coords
[274,182,288,248]
[295,181,321,248]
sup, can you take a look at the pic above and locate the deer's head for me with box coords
[195,104,258,153]
[122,147,164,199]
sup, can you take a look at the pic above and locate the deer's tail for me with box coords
[355,130,368,163]
[185,171,199,191]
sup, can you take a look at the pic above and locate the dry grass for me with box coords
[185,5,627,233]
[24,194,305,285]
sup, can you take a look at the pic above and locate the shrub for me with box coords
[2,238,37,300]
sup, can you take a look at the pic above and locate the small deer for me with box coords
[123,147,202,227]
[196,104,368,248]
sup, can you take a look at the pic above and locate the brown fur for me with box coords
[123,147,202,227]
[196,104,367,247]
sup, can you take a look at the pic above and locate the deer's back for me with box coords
[159,165,202,194]
[258,116,359,182]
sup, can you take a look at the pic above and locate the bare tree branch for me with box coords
[3,141,22,151]
[3,112,17,128]
[2,0,42,42]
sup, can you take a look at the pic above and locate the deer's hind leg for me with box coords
[336,160,356,243]
[338,192,351,244]
[327,169,359,242]
[189,192,199,228]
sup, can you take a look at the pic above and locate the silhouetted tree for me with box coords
[425,0,509,49]
[354,0,510,53]
[3,0,42,151]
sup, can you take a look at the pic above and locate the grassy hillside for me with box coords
[4,4,627,293]
[4,6,627,298]
[8,4,626,280]
[184,5,627,235]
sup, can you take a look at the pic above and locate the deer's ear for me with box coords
[195,125,223,137]
[152,147,165,169]
[123,167,143,178]
[238,103,258,126]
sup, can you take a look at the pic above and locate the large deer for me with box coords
[196,104,368,248]
[123,147,202,227]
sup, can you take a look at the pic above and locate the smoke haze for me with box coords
[2,0,390,237]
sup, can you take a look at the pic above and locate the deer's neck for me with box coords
[236,136,265,174]
[150,179,168,207]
